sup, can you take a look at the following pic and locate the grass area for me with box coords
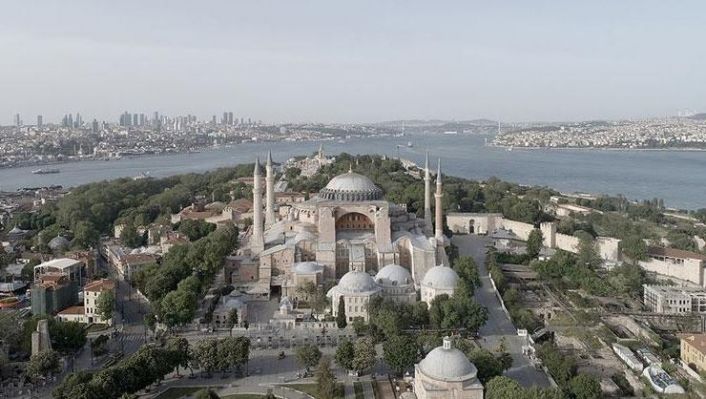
[154,387,202,399]
[564,327,603,351]
[353,382,364,399]
[284,383,344,399]
[85,323,110,333]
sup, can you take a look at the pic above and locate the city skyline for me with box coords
[2,1,706,124]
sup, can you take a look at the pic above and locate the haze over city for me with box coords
[2,0,705,124]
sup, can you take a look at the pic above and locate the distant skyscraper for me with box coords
[37,115,43,128]
[92,119,99,133]
[153,111,159,123]
[228,112,234,125]
[67,114,73,128]
[14,113,21,127]
[132,114,138,126]
[240,117,244,125]
[75,113,81,128]
[248,117,252,125]
[139,113,145,126]
[222,112,228,125]
[212,115,217,124]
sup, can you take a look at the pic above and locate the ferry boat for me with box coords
[31,168,60,174]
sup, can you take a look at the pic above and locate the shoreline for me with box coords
[488,144,706,152]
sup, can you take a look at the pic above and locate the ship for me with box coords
[31,168,60,174]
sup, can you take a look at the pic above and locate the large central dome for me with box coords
[319,170,383,201]
[418,338,478,382]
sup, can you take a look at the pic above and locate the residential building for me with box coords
[643,285,706,314]
[681,334,706,373]
[57,278,116,325]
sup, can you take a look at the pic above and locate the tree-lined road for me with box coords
[452,234,552,388]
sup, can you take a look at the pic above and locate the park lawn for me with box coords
[284,383,345,399]
[154,386,222,399]
[353,382,364,399]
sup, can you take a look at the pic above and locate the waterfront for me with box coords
[1,134,705,209]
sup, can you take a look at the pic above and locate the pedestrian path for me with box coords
[344,382,355,399]
[362,381,374,399]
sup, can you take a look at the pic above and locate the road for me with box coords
[452,234,552,388]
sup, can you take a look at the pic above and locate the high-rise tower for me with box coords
[434,158,444,242]
[265,150,276,227]
[424,152,432,235]
[251,158,265,254]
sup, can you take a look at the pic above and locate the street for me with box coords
[452,234,553,388]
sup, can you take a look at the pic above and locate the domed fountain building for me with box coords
[413,336,484,399]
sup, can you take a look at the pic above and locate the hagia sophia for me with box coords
[241,151,484,398]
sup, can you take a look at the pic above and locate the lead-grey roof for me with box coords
[421,265,459,290]
[319,171,383,201]
[418,345,477,382]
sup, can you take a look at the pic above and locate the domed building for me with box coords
[250,153,449,302]
[327,269,381,322]
[48,235,70,252]
[413,337,483,399]
[375,264,416,304]
[420,265,459,305]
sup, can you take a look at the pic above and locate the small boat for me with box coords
[407,141,413,147]
[31,168,60,174]
[133,171,150,180]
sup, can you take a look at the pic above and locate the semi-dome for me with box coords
[319,170,383,201]
[293,261,324,275]
[375,264,413,286]
[335,270,380,294]
[48,235,70,251]
[421,265,459,290]
[418,337,478,382]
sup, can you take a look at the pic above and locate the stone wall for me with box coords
[502,219,535,241]
[639,258,704,287]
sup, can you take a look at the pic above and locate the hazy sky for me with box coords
[2,1,705,124]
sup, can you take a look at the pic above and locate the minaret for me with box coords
[434,158,444,242]
[423,152,432,235]
[251,158,264,254]
[265,150,276,228]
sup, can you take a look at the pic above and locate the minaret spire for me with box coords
[251,157,264,254]
[265,150,276,228]
[434,158,444,242]
[423,151,432,235]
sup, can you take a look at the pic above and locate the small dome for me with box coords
[421,266,459,290]
[48,235,70,251]
[375,264,412,286]
[319,171,383,201]
[418,338,477,382]
[293,262,324,275]
[336,270,380,294]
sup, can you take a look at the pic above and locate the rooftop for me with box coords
[647,246,706,261]
[34,258,82,271]
[84,278,115,292]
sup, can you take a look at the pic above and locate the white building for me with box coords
[375,264,416,304]
[327,270,381,322]
[643,285,706,314]
[57,278,115,325]
[640,247,706,287]
[420,265,459,306]
[413,337,483,399]
[612,343,644,372]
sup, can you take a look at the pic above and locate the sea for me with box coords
[1,134,705,210]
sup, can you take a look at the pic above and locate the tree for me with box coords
[383,334,419,375]
[569,374,602,399]
[485,376,524,399]
[27,349,61,380]
[95,290,116,324]
[194,389,220,399]
[619,235,647,263]
[316,357,336,399]
[527,229,543,258]
[160,289,197,328]
[453,256,481,294]
[466,348,505,383]
[73,221,99,248]
[575,231,601,269]
[119,222,142,248]
[194,339,220,376]
[336,297,347,329]
[296,344,322,371]
[352,337,377,375]
[335,339,355,371]
[226,309,238,336]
